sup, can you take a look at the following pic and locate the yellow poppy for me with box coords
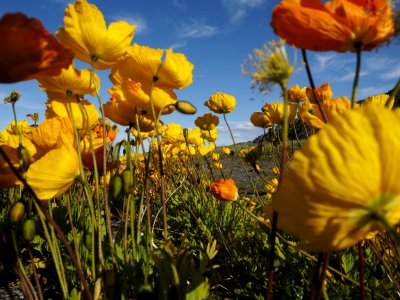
[26,135,80,200]
[269,105,400,251]
[250,112,273,128]
[110,44,194,90]
[262,102,297,125]
[288,84,308,103]
[221,147,231,155]
[0,13,73,83]
[201,129,218,143]
[361,94,391,108]
[195,113,219,130]
[213,162,223,169]
[272,0,395,52]
[57,0,136,69]
[205,92,236,114]
[185,128,204,146]
[45,97,100,133]
[306,82,333,104]
[37,63,100,98]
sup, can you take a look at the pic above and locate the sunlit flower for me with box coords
[210,178,239,201]
[110,44,194,90]
[185,128,204,146]
[201,129,218,142]
[0,13,73,83]
[213,162,223,169]
[361,94,391,108]
[195,113,219,130]
[211,153,220,161]
[57,0,136,69]
[288,84,308,103]
[271,0,395,52]
[250,112,273,128]
[45,97,99,133]
[306,82,333,104]
[162,123,184,144]
[299,97,350,129]
[221,147,231,155]
[37,63,100,98]
[262,102,297,125]
[205,92,236,114]
[26,134,80,200]
[269,105,400,251]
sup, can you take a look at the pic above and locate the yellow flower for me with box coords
[221,147,231,155]
[262,102,297,125]
[111,44,193,90]
[26,134,80,200]
[37,63,100,98]
[185,128,204,146]
[57,0,136,69]
[162,123,184,144]
[211,153,220,161]
[269,105,400,251]
[195,113,219,130]
[45,97,99,133]
[213,162,223,169]
[250,112,273,128]
[201,129,218,142]
[205,92,236,114]
[299,97,350,129]
[361,94,391,108]
[288,84,308,103]
[306,82,333,104]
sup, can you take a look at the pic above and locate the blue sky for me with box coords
[1,0,399,145]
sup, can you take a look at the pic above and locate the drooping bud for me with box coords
[9,202,25,224]
[109,173,123,201]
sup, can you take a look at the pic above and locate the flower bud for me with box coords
[175,101,197,115]
[22,218,36,242]
[9,202,25,224]
[109,174,122,201]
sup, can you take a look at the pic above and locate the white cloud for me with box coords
[380,65,400,80]
[168,41,187,50]
[173,0,187,9]
[337,71,368,82]
[312,53,337,72]
[357,84,393,99]
[178,19,218,39]
[234,121,255,132]
[222,0,265,24]
[365,56,395,71]
[111,14,148,34]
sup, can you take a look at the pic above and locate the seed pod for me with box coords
[121,169,133,195]
[109,174,122,201]
[22,218,36,242]
[9,202,25,224]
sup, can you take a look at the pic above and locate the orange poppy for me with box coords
[210,178,239,201]
[0,13,73,83]
[271,0,395,52]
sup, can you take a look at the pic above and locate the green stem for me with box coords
[279,81,288,183]
[90,60,116,266]
[386,77,400,108]
[222,113,260,198]
[351,44,362,109]
[301,49,329,122]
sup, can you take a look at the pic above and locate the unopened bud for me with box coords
[175,101,197,115]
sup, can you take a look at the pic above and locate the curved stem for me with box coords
[386,77,400,108]
[351,44,362,109]
[0,147,93,300]
[301,49,329,122]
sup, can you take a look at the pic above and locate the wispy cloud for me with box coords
[312,53,337,72]
[364,56,395,71]
[379,64,400,80]
[357,84,393,99]
[222,0,266,24]
[173,0,187,9]
[178,19,218,39]
[337,71,368,82]
[168,41,187,50]
[111,14,148,34]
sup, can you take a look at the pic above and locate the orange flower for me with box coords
[0,13,73,83]
[272,0,395,52]
[210,178,239,201]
